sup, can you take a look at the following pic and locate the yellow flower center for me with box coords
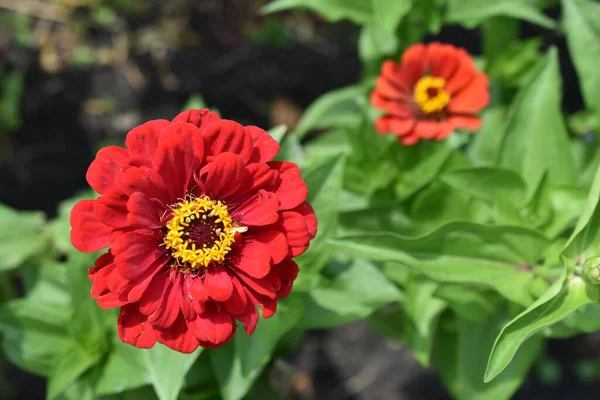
[414,76,451,114]
[163,195,246,269]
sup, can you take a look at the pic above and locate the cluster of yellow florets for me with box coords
[163,195,236,268]
[414,76,451,114]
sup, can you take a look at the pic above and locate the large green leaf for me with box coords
[485,276,600,382]
[403,277,446,366]
[262,0,372,24]
[394,141,453,201]
[435,312,542,400]
[95,341,150,396]
[468,106,507,166]
[211,295,303,400]
[372,0,412,34]
[0,204,46,270]
[441,167,527,206]
[144,346,201,400]
[499,48,575,188]
[47,342,101,400]
[332,222,549,306]
[562,0,600,114]
[295,155,345,273]
[446,0,556,28]
[562,164,600,262]
[292,85,363,139]
[299,259,402,329]
[435,284,501,321]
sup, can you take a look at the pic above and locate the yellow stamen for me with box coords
[163,195,241,268]
[414,76,451,114]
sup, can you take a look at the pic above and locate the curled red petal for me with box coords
[86,146,129,194]
[203,264,234,302]
[118,304,157,349]
[268,161,308,210]
[125,120,170,163]
[203,120,254,163]
[70,200,112,252]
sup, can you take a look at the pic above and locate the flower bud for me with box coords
[582,256,600,286]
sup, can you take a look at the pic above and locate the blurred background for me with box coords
[0,0,599,399]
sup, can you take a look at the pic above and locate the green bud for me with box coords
[582,256,600,286]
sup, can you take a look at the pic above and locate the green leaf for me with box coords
[332,222,549,306]
[468,106,507,166]
[485,277,600,382]
[499,48,575,188]
[446,0,556,28]
[435,284,501,321]
[211,296,303,400]
[66,253,108,355]
[0,204,46,270]
[562,164,600,261]
[293,85,363,139]
[144,346,201,400]
[372,0,412,34]
[267,124,287,143]
[394,141,453,201]
[435,312,542,400]
[262,0,372,24]
[295,155,345,272]
[0,72,24,131]
[358,25,399,63]
[299,259,402,329]
[562,0,600,114]
[47,342,100,400]
[441,167,527,205]
[404,277,446,366]
[95,341,150,395]
[182,94,206,111]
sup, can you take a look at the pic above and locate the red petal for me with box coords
[147,274,182,329]
[199,152,248,201]
[156,313,199,354]
[244,163,281,194]
[447,72,490,114]
[268,161,308,210]
[246,126,280,163]
[203,264,234,302]
[190,278,209,302]
[374,116,415,137]
[235,190,279,226]
[172,108,221,130]
[70,200,112,252]
[126,192,164,228]
[445,49,478,94]
[293,202,317,238]
[236,301,259,335]
[203,120,253,163]
[126,257,169,302]
[138,270,171,317]
[86,146,129,194]
[232,241,271,279]
[449,115,483,131]
[94,190,129,228]
[223,276,248,315]
[125,120,170,163]
[399,43,427,87]
[279,211,312,257]
[370,92,413,119]
[247,230,288,264]
[112,230,167,280]
[189,308,236,346]
[236,271,277,299]
[274,259,299,282]
[154,134,193,205]
[413,121,443,140]
[121,166,169,205]
[118,304,157,349]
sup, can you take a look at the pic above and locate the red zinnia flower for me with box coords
[371,42,490,145]
[70,109,317,353]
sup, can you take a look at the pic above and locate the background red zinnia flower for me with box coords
[70,109,317,353]
[371,42,490,145]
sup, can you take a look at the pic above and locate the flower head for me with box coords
[71,109,317,353]
[371,42,490,145]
